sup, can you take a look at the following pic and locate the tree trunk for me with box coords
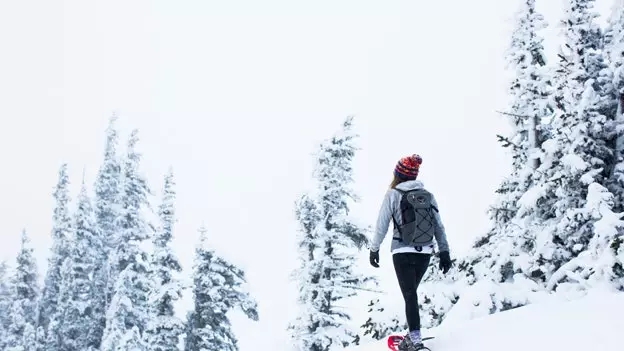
[617,93,624,154]
[528,113,540,170]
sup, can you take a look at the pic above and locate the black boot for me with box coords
[397,334,431,351]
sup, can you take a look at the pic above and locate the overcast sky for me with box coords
[0,0,617,350]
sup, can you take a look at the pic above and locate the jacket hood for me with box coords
[395,179,425,191]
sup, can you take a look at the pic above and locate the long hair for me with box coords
[390,173,410,189]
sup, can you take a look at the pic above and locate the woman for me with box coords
[368,154,452,351]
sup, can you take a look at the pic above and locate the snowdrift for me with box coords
[349,290,624,351]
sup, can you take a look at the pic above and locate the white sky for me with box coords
[0,0,617,350]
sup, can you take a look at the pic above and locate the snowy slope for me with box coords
[349,290,624,351]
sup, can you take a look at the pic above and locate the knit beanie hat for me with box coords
[395,154,422,180]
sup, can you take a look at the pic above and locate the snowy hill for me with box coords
[349,290,624,351]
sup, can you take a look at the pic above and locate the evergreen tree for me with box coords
[94,114,122,341]
[51,182,102,351]
[417,0,556,327]
[287,194,325,346]
[605,0,624,211]
[40,164,72,332]
[0,260,12,350]
[288,116,374,350]
[604,0,624,70]
[184,225,259,351]
[492,0,553,224]
[35,326,45,351]
[101,130,154,351]
[545,183,624,292]
[604,2,624,289]
[144,169,185,351]
[45,258,70,351]
[533,0,620,291]
[469,0,552,289]
[552,0,602,115]
[6,230,40,351]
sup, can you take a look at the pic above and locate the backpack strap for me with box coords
[392,188,405,242]
[392,213,401,241]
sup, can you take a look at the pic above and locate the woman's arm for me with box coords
[369,190,394,252]
[431,194,449,253]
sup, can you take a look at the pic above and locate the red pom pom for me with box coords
[412,154,422,165]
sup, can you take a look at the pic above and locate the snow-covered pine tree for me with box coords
[604,0,624,211]
[469,0,551,279]
[50,181,102,351]
[101,129,154,351]
[604,0,624,70]
[551,0,602,116]
[603,2,624,289]
[184,225,259,351]
[45,258,70,351]
[491,0,553,223]
[144,169,185,351]
[545,183,624,292]
[35,326,45,351]
[288,193,326,346]
[288,116,374,350]
[0,260,12,350]
[40,164,72,334]
[501,0,552,167]
[417,0,556,328]
[94,114,122,341]
[6,230,40,351]
[530,0,622,294]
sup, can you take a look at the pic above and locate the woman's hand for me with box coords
[369,250,380,268]
[439,251,452,273]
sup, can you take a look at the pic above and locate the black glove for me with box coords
[439,251,452,274]
[369,250,379,268]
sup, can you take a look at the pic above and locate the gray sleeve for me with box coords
[431,194,450,253]
[369,190,394,252]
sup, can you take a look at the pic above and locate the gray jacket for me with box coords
[369,180,449,253]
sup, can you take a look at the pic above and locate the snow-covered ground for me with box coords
[348,289,624,351]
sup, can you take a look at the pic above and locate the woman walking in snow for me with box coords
[368,154,452,351]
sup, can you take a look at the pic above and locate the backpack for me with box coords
[391,188,439,246]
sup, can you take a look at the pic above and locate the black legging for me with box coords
[392,252,431,331]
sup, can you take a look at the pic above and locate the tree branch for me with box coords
[496,134,520,149]
[495,110,532,119]
[334,283,385,294]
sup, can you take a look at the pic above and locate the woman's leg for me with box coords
[392,253,432,332]
[412,253,431,291]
